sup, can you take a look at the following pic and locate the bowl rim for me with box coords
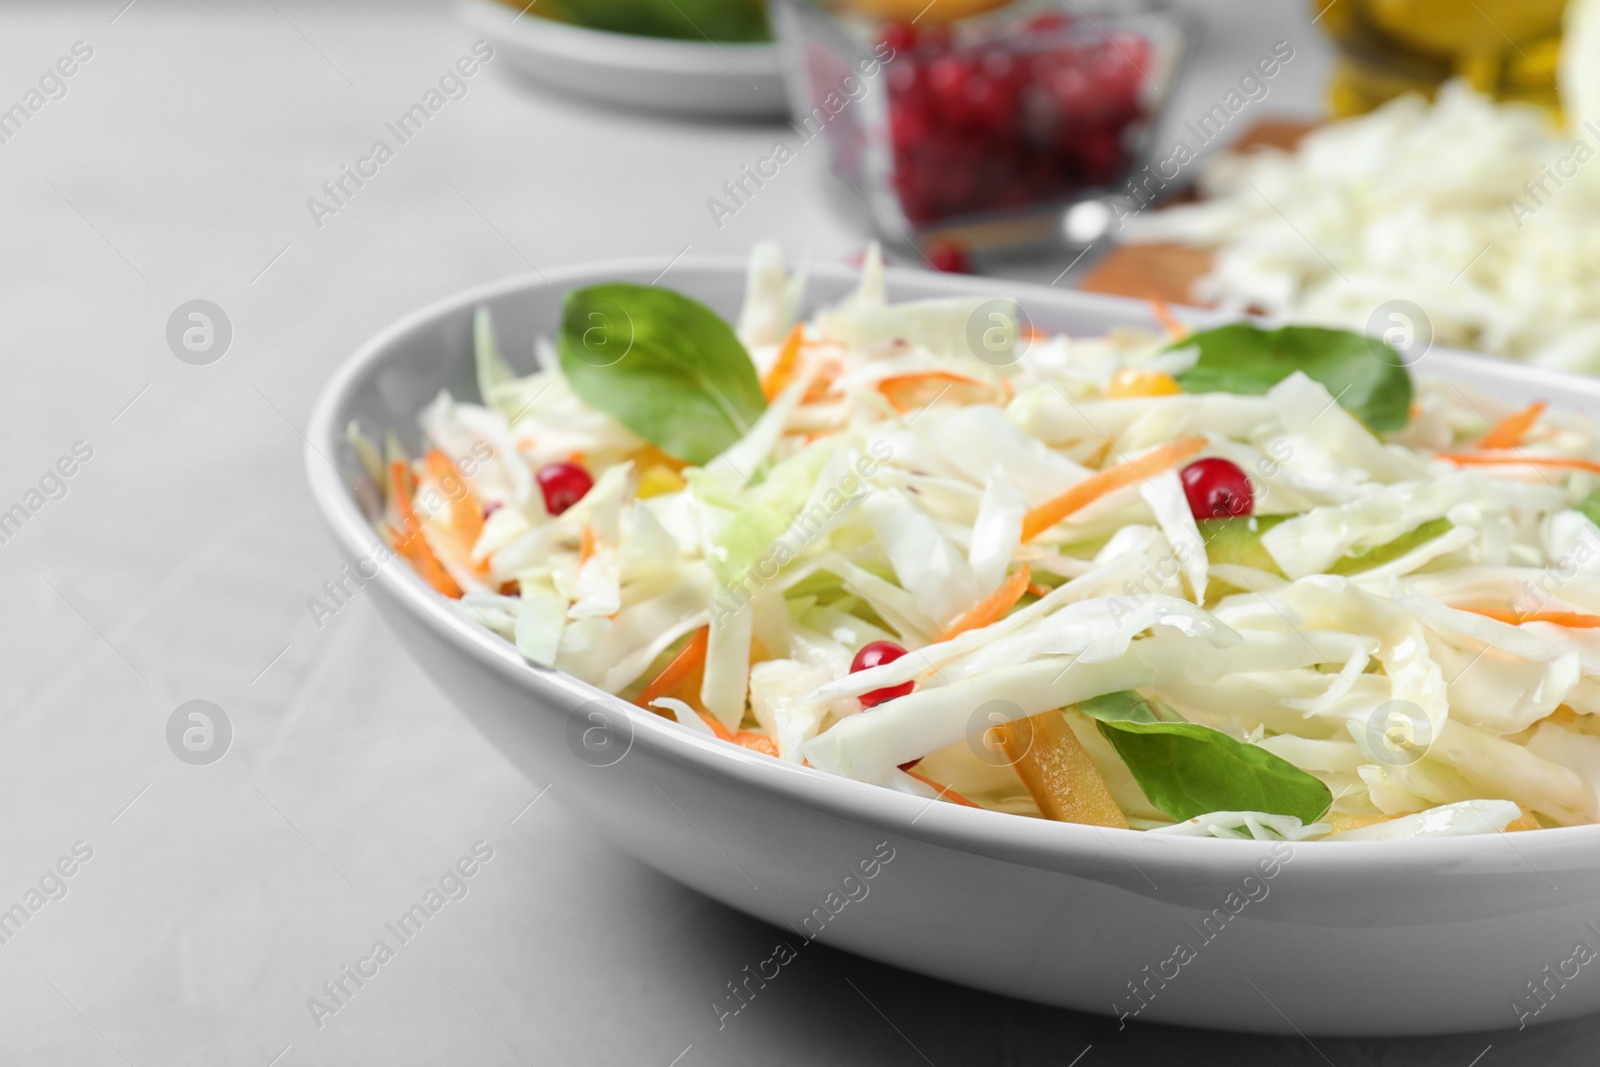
[305,253,1600,877]
[457,0,782,72]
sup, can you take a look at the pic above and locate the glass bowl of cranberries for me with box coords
[770,0,1188,251]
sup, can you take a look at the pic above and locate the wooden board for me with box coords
[1075,118,1321,306]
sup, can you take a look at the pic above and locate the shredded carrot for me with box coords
[685,709,780,757]
[424,450,483,545]
[387,460,464,598]
[761,324,805,401]
[1479,401,1547,450]
[1463,608,1600,628]
[634,627,710,709]
[1148,297,1188,339]
[904,769,981,808]
[689,710,733,738]
[731,731,780,757]
[940,565,1032,641]
[1438,452,1600,474]
[1026,582,1051,599]
[579,526,596,567]
[1021,437,1207,542]
[802,359,843,403]
[1507,812,1543,832]
[876,370,996,414]
[998,710,1128,828]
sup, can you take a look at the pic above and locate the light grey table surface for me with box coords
[2,1,1594,1064]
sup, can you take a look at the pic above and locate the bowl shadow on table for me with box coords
[623,846,1600,1067]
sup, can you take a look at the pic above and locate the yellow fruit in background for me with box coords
[1312,0,1565,115]
[1563,0,1600,132]
[1362,0,1565,55]
[837,0,1014,25]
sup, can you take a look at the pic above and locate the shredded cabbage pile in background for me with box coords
[1126,82,1600,374]
[361,244,1600,842]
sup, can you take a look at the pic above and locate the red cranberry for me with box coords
[925,241,971,273]
[880,22,917,54]
[536,461,593,515]
[881,24,1151,226]
[1180,458,1254,520]
[851,640,914,707]
[1024,12,1071,33]
[915,25,951,51]
[927,55,974,112]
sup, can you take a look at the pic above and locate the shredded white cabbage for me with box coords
[1125,82,1600,372]
[372,245,1600,840]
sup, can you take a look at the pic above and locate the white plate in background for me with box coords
[458,0,789,118]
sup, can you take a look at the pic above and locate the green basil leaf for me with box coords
[540,0,770,42]
[1172,323,1413,432]
[1079,690,1332,824]
[1576,488,1600,528]
[559,283,767,466]
[1078,690,1180,724]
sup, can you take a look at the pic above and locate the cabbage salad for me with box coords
[1124,82,1600,373]
[355,244,1600,841]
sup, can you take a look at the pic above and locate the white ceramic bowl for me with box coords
[307,257,1600,1037]
[458,0,788,119]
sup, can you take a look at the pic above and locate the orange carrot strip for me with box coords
[802,359,843,403]
[685,713,777,757]
[1438,452,1600,475]
[876,370,995,414]
[731,731,780,757]
[904,769,981,808]
[761,324,806,401]
[1479,401,1547,450]
[1148,297,1188,339]
[579,526,596,567]
[998,710,1128,828]
[1463,608,1600,628]
[634,627,710,709]
[1021,437,1207,542]
[387,460,464,598]
[940,565,1033,641]
[685,710,733,739]
[424,450,483,545]
[1026,582,1051,599]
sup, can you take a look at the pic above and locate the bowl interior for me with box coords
[308,254,1600,872]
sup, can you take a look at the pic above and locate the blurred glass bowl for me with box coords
[772,0,1188,252]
